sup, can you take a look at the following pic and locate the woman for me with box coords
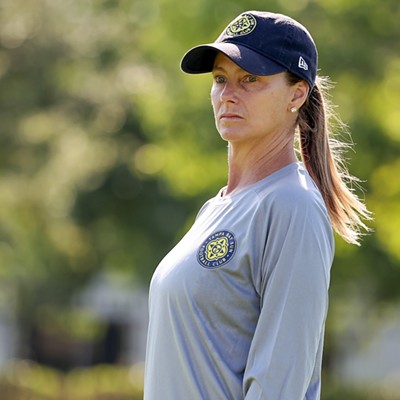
[144,11,371,400]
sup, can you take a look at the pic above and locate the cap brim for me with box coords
[181,42,287,76]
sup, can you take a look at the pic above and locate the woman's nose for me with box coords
[219,81,238,103]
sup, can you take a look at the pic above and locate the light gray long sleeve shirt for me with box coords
[144,162,334,400]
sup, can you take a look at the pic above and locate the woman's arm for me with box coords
[243,191,334,400]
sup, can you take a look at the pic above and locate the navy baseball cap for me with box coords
[181,11,318,88]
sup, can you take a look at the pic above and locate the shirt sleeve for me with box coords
[243,189,334,400]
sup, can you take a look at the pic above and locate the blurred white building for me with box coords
[76,272,149,365]
[0,295,18,367]
[0,272,148,370]
[332,297,400,395]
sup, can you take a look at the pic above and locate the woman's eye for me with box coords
[244,75,257,83]
[214,75,226,84]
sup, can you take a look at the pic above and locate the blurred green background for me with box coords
[0,0,399,398]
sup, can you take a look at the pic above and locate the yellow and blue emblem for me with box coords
[197,230,236,269]
[225,13,257,37]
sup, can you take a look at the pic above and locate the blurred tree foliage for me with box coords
[0,0,399,397]
[0,360,144,399]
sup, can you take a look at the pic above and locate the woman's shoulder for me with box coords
[253,163,326,214]
[255,162,318,196]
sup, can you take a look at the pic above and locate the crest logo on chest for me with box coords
[197,230,237,269]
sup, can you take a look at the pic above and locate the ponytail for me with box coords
[288,74,372,245]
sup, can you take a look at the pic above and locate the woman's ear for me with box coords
[290,81,309,110]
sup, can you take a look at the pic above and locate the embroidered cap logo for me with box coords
[226,13,257,37]
[298,56,309,71]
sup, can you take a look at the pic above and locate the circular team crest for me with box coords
[225,13,257,37]
[197,230,236,269]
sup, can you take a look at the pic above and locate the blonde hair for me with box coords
[288,74,372,245]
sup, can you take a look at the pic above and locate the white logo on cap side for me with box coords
[298,56,308,71]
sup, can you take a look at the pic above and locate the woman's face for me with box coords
[211,53,306,145]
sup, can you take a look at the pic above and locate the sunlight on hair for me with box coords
[294,75,373,245]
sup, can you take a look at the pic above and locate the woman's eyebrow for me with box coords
[212,65,226,73]
[212,64,246,74]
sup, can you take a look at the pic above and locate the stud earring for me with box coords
[290,107,298,113]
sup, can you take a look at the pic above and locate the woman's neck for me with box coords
[223,135,297,196]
